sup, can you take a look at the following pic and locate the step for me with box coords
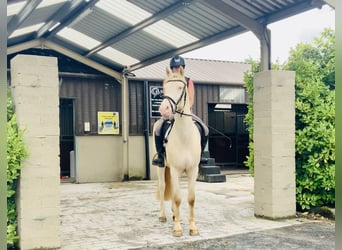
[202,151,211,158]
[197,173,226,183]
[200,157,216,166]
[199,165,221,175]
[204,174,226,183]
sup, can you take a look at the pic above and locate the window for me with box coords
[219,87,245,103]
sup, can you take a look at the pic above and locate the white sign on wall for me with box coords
[149,86,163,118]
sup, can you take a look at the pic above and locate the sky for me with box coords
[182,4,335,64]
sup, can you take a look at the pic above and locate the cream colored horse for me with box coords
[154,67,201,237]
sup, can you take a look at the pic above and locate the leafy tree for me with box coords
[313,29,335,90]
[243,58,261,174]
[285,28,335,210]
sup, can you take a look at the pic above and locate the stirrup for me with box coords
[152,154,165,167]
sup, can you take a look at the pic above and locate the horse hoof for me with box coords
[172,215,175,221]
[173,230,183,237]
[189,229,199,236]
[159,216,167,222]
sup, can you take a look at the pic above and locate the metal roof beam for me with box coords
[201,0,271,70]
[42,39,122,81]
[7,38,122,80]
[127,25,248,72]
[126,0,326,72]
[323,0,335,8]
[7,39,42,55]
[7,0,43,37]
[46,0,100,39]
[36,0,84,38]
[259,0,327,24]
[85,0,199,57]
[202,0,265,40]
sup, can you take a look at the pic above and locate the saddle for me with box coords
[152,117,208,167]
[161,118,205,148]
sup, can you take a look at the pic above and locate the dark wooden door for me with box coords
[59,98,74,177]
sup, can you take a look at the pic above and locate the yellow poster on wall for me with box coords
[98,111,119,135]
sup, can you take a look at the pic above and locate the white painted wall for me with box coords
[75,136,123,183]
[75,135,158,182]
[127,136,159,180]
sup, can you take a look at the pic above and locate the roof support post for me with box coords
[121,73,129,180]
[260,28,271,71]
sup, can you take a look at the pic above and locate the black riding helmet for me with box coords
[170,55,185,68]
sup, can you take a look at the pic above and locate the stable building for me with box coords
[13,52,250,183]
[8,51,250,183]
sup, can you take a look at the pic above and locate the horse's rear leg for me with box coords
[188,166,199,236]
[171,168,182,237]
[157,167,167,222]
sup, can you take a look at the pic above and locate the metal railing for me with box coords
[208,125,233,149]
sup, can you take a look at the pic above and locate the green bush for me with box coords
[285,28,335,210]
[7,90,28,246]
[243,58,261,174]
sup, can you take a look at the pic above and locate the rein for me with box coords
[163,79,192,117]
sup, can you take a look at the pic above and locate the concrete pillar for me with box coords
[253,70,296,219]
[11,55,60,249]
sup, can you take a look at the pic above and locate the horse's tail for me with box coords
[164,167,172,201]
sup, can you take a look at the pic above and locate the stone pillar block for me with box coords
[10,54,60,250]
[253,70,296,219]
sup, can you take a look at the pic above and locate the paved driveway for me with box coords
[60,175,334,250]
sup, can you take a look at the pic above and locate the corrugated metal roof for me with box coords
[7,0,330,79]
[131,58,251,85]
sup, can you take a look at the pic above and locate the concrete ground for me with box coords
[60,174,335,250]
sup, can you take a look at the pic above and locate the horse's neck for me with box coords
[172,115,193,140]
[173,104,193,131]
